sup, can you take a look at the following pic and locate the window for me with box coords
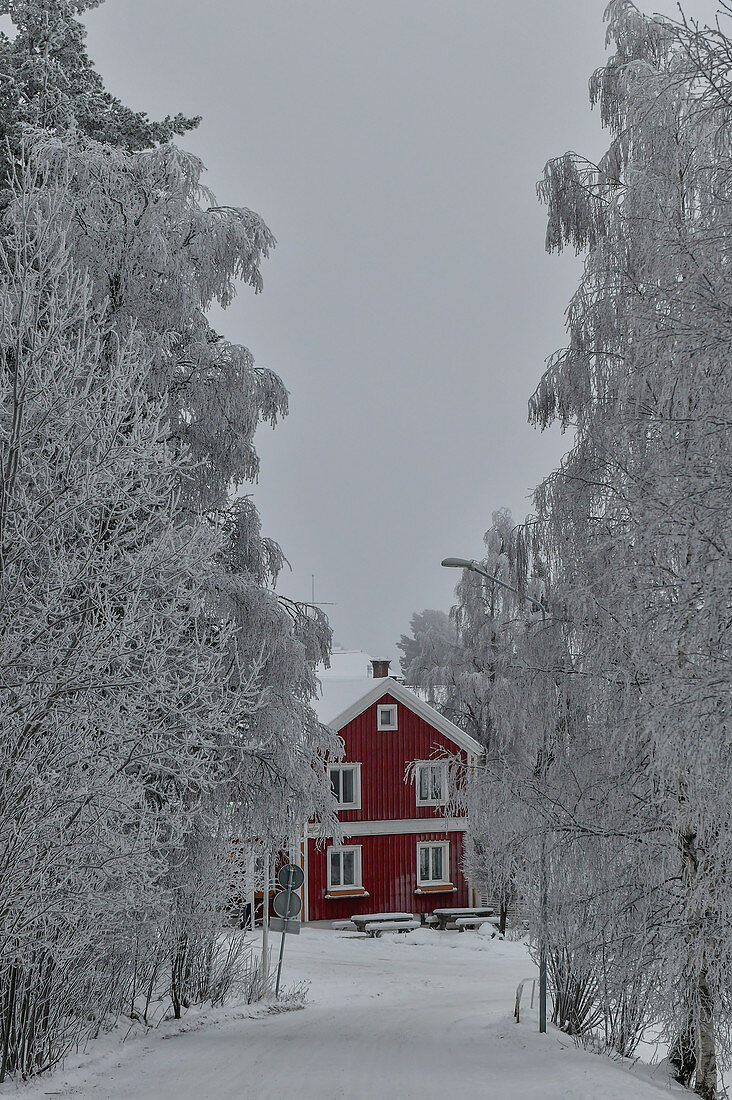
[329,763,361,810]
[417,841,450,886]
[416,762,446,806]
[328,845,362,891]
[377,703,398,730]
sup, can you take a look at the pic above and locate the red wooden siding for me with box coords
[335,694,464,824]
[307,831,468,922]
[306,687,474,921]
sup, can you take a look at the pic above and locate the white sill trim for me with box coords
[325,890,370,899]
[415,885,456,894]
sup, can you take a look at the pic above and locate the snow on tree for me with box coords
[397,609,456,695]
[0,154,259,1076]
[406,511,546,932]
[0,0,200,156]
[522,2,732,1094]
[404,510,524,748]
[20,132,340,840]
[419,9,732,1091]
[0,1,340,1076]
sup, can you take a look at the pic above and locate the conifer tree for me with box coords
[0,0,199,158]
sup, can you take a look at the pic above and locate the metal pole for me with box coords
[538,604,548,1033]
[261,853,271,981]
[275,866,295,997]
[539,836,548,1031]
[247,852,255,932]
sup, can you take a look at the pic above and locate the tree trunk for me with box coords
[695,960,717,1100]
[678,825,717,1100]
[669,1005,696,1089]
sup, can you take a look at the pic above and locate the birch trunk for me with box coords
[678,824,717,1100]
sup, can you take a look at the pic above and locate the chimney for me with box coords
[371,658,391,679]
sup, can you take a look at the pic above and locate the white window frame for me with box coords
[415,761,447,807]
[417,841,450,887]
[329,762,362,810]
[327,845,363,892]
[377,703,398,731]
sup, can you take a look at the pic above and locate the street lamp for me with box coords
[442,556,549,1034]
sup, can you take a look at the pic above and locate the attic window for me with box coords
[377,703,398,731]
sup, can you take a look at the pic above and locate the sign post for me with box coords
[261,853,272,981]
[273,863,304,996]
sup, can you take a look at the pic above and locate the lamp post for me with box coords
[441,556,549,1034]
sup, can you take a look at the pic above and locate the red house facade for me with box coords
[303,671,482,922]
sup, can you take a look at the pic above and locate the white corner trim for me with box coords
[339,817,467,837]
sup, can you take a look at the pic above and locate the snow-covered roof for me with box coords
[314,647,379,725]
[313,678,378,725]
[317,675,483,759]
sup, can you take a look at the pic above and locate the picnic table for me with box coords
[350,912,414,934]
[454,915,501,933]
[431,906,495,931]
[364,919,420,937]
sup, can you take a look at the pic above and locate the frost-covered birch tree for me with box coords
[0,156,255,1077]
[0,0,339,1078]
[523,2,732,1094]
[407,510,551,932]
[422,7,732,1092]
[403,510,522,747]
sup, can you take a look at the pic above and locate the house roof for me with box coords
[312,678,377,726]
[319,676,483,758]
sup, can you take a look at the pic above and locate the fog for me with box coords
[80,0,724,663]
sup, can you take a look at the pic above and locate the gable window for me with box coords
[328,845,362,891]
[377,703,398,731]
[416,762,446,806]
[329,763,361,810]
[417,841,450,887]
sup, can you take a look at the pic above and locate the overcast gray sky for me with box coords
[82,0,722,666]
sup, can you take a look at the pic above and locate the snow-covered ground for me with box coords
[4,925,687,1100]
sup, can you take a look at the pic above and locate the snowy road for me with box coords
[9,927,684,1100]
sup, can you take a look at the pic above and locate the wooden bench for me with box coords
[364,920,420,937]
[455,915,501,932]
[350,912,414,934]
[431,907,495,931]
[331,920,357,931]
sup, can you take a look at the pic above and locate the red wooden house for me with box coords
[302,659,483,922]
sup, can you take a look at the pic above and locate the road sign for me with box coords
[277,863,304,890]
[273,863,304,995]
[270,917,300,935]
[273,890,302,920]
